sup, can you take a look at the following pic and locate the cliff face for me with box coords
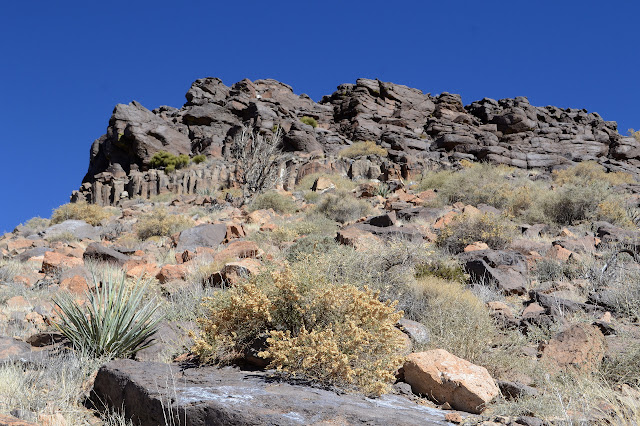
[73,77,640,205]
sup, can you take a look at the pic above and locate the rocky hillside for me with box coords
[2,77,640,425]
[73,77,640,205]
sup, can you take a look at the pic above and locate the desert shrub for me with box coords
[295,173,357,192]
[45,231,77,244]
[597,197,635,227]
[23,216,50,230]
[229,126,285,200]
[251,213,338,247]
[436,212,516,254]
[553,161,635,186]
[0,352,105,424]
[135,208,194,240]
[533,258,574,282]
[315,190,371,223]
[407,276,496,363]
[338,141,388,159]
[248,191,297,214]
[418,163,543,215]
[540,182,609,225]
[192,154,207,164]
[415,255,467,283]
[193,267,405,395]
[601,340,640,386]
[53,273,162,358]
[149,151,190,171]
[51,201,111,226]
[299,116,318,128]
[285,235,337,262]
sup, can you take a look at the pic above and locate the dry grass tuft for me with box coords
[51,201,111,226]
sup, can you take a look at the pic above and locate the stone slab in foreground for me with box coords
[91,359,453,426]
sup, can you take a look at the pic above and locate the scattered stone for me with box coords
[155,264,188,284]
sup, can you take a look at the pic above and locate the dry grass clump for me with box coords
[248,191,297,214]
[418,163,542,213]
[45,231,77,244]
[51,201,111,226]
[407,276,496,363]
[0,352,104,424]
[436,212,516,254]
[192,267,405,395]
[552,161,635,186]
[295,172,358,192]
[315,190,371,223]
[135,208,194,240]
[22,216,50,230]
[338,141,388,159]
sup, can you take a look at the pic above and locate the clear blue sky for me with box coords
[1,1,638,233]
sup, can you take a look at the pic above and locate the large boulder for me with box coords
[403,349,500,413]
[540,323,607,373]
[40,220,101,241]
[175,224,227,252]
[90,359,453,426]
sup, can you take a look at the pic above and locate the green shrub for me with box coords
[193,267,405,395]
[192,154,207,164]
[338,141,388,159]
[149,151,190,172]
[315,190,371,223]
[418,163,542,215]
[285,235,338,263]
[540,182,609,225]
[299,116,318,128]
[53,273,162,358]
[248,191,297,214]
[135,208,194,240]
[51,202,111,226]
[436,212,516,254]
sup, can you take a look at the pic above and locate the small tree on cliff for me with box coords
[228,125,285,201]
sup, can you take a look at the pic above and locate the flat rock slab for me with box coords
[92,359,453,426]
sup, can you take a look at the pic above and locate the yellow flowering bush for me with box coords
[193,267,405,395]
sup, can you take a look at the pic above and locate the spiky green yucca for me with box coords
[53,274,162,359]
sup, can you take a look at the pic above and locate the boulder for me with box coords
[41,220,101,241]
[0,336,32,363]
[155,264,188,284]
[397,318,430,345]
[175,224,227,251]
[403,349,499,413]
[90,359,453,425]
[40,251,84,274]
[460,250,528,295]
[83,242,131,265]
[540,323,607,373]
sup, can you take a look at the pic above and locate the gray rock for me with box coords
[397,318,430,345]
[459,250,528,295]
[175,224,227,251]
[41,220,101,241]
[0,336,32,363]
[83,242,131,266]
[91,359,453,426]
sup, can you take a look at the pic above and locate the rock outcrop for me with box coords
[91,359,454,426]
[73,77,640,205]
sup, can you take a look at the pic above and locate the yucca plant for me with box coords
[53,273,163,359]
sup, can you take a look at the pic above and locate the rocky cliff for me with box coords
[73,77,640,205]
